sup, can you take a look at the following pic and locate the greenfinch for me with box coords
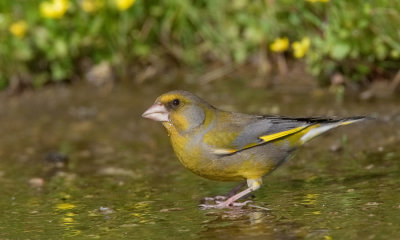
[142,90,366,208]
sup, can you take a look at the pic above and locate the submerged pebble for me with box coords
[99,206,114,214]
[28,177,45,188]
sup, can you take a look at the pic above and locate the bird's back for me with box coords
[188,112,366,181]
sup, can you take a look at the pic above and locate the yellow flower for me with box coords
[40,0,69,19]
[292,37,311,58]
[9,20,28,38]
[81,0,103,13]
[114,0,136,11]
[270,37,289,52]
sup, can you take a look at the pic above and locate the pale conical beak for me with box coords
[142,103,169,122]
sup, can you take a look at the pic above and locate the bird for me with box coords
[142,90,367,208]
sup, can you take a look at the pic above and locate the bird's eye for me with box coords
[172,99,180,106]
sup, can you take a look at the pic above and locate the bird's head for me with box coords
[142,90,214,132]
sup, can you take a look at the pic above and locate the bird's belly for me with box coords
[169,131,291,182]
[175,146,280,182]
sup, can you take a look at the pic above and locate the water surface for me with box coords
[0,81,399,239]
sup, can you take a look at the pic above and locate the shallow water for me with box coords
[0,81,399,239]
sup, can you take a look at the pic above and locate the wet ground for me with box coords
[0,80,399,239]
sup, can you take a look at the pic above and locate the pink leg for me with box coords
[216,187,253,208]
[199,187,254,209]
[199,178,262,209]
[201,181,247,202]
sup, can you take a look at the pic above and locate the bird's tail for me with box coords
[299,116,368,144]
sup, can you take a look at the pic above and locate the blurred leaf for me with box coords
[233,42,247,63]
[33,27,50,50]
[244,26,264,44]
[54,39,68,58]
[375,43,388,60]
[356,64,371,74]
[51,63,68,81]
[331,42,351,60]
[133,42,151,57]
[14,40,33,61]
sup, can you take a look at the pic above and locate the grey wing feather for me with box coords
[231,116,312,149]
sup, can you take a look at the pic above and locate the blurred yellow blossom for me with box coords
[270,37,289,52]
[115,0,136,11]
[9,20,28,38]
[40,0,69,19]
[81,0,103,13]
[292,37,311,58]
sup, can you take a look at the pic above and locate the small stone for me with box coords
[99,206,114,214]
[331,73,344,85]
[360,90,374,101]
[365,202,379,206]
[330,143,342,152]
[365,164,374,170]
[28,178,45,188]
[97,167,139,178]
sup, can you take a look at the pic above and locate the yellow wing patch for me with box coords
[258,126,308,142]
[213,125,309,155]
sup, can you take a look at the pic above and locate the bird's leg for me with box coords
[216,179,261,208]
[201,181,247,203]
[200,178,262,209]
[215,181,248,201]
[215,187,253,207]
[225,181,247,198]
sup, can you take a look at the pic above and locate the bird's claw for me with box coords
[199,200,253,209]
[202,195,227,202]
[214,195,227,201]
[230,200,253,207]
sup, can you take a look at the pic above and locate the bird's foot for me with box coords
[199,200,252,209]
[202,195,227,202]
[200,195,227,206]
[230,200,253,207]
[214,195,228,201]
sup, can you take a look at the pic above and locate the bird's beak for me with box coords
[142,103,169,122]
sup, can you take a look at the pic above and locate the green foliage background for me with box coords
[0,0,399,90]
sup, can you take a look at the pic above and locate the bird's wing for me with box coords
[210,115,364,155]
